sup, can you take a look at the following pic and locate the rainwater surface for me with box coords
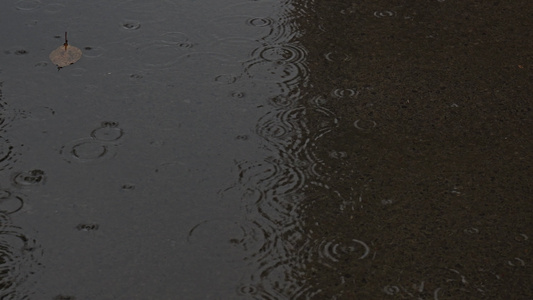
[0,0,531,299]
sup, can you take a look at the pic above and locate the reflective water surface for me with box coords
[0,0,531,299]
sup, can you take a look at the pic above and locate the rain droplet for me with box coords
[15,49,29,55]
[237,284,258,296]
[11,169,46,187]
[121,184,135,191]
[76,223,99,231]
[101,121,119,127]
[160,32,193,48]
[314,238,370,268]
[463,227,479,234]
[81,46,104,58]
[374,10,396,18]
[246,17,273,27]
[121,20,141,30]
[90,122,124,142]
[253,44,307,63]
[231,91,245,98]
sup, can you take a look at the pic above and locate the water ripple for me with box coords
[374,10,397,18]
[235,160,280,193]
[246,17,274,27]
[353,119,377,130]
[14,0,41,11]
[113,0,177,22]
[187,218,273,262]
[0,213,11,231]
[331,88,359,98]
[253,193,304,230]
[208,37,260,62]
[252,44,307,63]
[268,158,307,195]
[0,137,19,172]
[244,60,307,89]
[0,227,43,299]
[324,50,352,62]
[256,113,294,144]
[125,32,194,69]
[214,74,238,85]
[61,122,124,164]
[60,138,118,164]
[268,93,299,109]
[0,190,24,214]
[0,102,16,130]
[256,102,338,154]
[160,32,194,48]
[314,238,371,267]
[209,15,275,40]
[90,121,124,142]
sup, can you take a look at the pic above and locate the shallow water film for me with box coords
[0,0,531,299]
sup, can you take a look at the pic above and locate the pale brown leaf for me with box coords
[49,44,82,68]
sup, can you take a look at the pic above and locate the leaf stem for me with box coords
[63,31,68,50]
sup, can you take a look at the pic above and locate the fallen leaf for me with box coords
[49,32,82,69]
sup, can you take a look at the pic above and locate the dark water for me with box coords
[0,0,531,299]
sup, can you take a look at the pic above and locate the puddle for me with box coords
[0,0,530,299]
